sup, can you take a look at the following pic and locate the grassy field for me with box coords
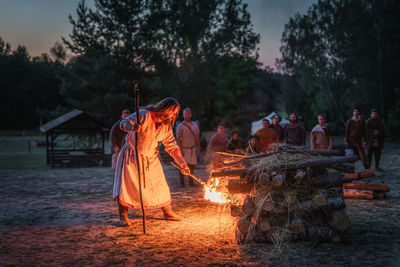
[0,136,112,170]
[0,137,47,170]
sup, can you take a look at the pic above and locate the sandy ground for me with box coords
[1,143,400,266]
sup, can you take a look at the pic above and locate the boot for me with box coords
[162,205,182,221]
[120,216,132,227]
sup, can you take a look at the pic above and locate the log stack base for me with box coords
[223,148,356,244]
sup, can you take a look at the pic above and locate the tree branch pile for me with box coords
[212,146,358,244]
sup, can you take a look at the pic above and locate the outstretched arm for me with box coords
[162,124,190,175]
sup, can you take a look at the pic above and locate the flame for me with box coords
[204,178,231,204]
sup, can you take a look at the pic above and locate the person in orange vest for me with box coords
[255,119,279,153]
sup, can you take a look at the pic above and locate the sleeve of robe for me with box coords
[162,124,185,166]
[119,112,147,132]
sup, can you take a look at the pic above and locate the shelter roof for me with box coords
[39,109,108,133]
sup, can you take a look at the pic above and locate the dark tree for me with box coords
[62,0,263,127]
[278,0,400,133]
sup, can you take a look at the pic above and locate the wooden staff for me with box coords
[170,162,206,186]
[134,82,146,234]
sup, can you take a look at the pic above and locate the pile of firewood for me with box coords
[211,146,358,243]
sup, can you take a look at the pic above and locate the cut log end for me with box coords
[290,218,307,234]
[312,193,328,208]
[329,210,350,231]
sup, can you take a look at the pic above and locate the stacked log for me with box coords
[343,182,389,200]
[213,147,357,244]
[343,169,375,179]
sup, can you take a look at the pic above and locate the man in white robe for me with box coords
[113,97,190,226]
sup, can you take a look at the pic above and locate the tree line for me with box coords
[1,0,399,138]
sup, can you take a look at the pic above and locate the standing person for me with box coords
[283,113,306,147]
[345,107,368,168]
[110,109,130,170]
[255,119,279,153]
[113,97,190,226]
[227,131,245,153]
[176,108,200,187]
[271,115,284,142]
[209,123,228,168]
[310,114,333,150]
[366,109,385,171]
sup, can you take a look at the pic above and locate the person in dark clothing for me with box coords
[345,108,368,168]
[227,131,245,153]
[110,109,130,169]
[366,109,385,171]
[271,115,284,142]
[246,135,260,155]
[283,113,306,146]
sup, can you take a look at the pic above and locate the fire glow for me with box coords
[204,178,231,204]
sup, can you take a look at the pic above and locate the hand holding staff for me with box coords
[170,162,206,186]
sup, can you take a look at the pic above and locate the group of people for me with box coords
[208,113,307,162]
[109,97,385,226]
[207,109,385,172]
[344,108,385,171]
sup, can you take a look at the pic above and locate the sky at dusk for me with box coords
[0,0,316,68]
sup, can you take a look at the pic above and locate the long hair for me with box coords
[143,97,180,123]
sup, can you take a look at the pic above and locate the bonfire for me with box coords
[202,144,359,244]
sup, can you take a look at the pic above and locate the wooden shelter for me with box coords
[39,109,111,167]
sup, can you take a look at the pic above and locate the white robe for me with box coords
[113,109,179,209]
